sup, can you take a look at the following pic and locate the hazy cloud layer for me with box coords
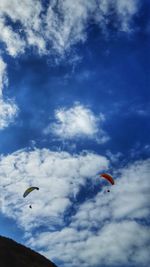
[44,104,109,143]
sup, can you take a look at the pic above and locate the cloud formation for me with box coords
[27,158,150,267]
[44,104,109,143]
[0,98,18,129]
[0,2,148,267]
[0,0,140,129]
[0,58,18,129]
[0,58,7,93]
[0,148,108,230]
[0,0,140,58]
[0,148,149,267]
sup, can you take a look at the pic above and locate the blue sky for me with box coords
[0,1,150,267]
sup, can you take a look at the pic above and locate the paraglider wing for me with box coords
[23,187,39,198]
[100,173,115,185]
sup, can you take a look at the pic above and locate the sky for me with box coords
[0,1,150,267]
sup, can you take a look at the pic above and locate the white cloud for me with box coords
[95,0,139,33]
[25,158,150,267]
[0,57,18,129]
[0,148,109,230]
[44,104,109,143]
[0,57,7,95]
[115,0,139,32]
[0,149,149,267]
[35,221,149,267]
[44,0,95,55]
[0,98,18,129]
[0,17,25,57]
[0,0,44,56]
[0,1,140,129]
[0,0,140,58]
[71,160,150,229]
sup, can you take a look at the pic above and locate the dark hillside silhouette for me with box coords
[0,236,58,267]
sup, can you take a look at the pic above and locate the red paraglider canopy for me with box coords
[100,173,115,185]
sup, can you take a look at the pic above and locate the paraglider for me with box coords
[100,173,115,185]
[23,187,39,209]
[99,173,115,193]
[23,187,39,198]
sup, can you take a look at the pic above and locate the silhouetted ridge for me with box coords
[0,235,58,267]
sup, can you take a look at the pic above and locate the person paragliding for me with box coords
[100,173,115,192]
[23,186,39,208]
